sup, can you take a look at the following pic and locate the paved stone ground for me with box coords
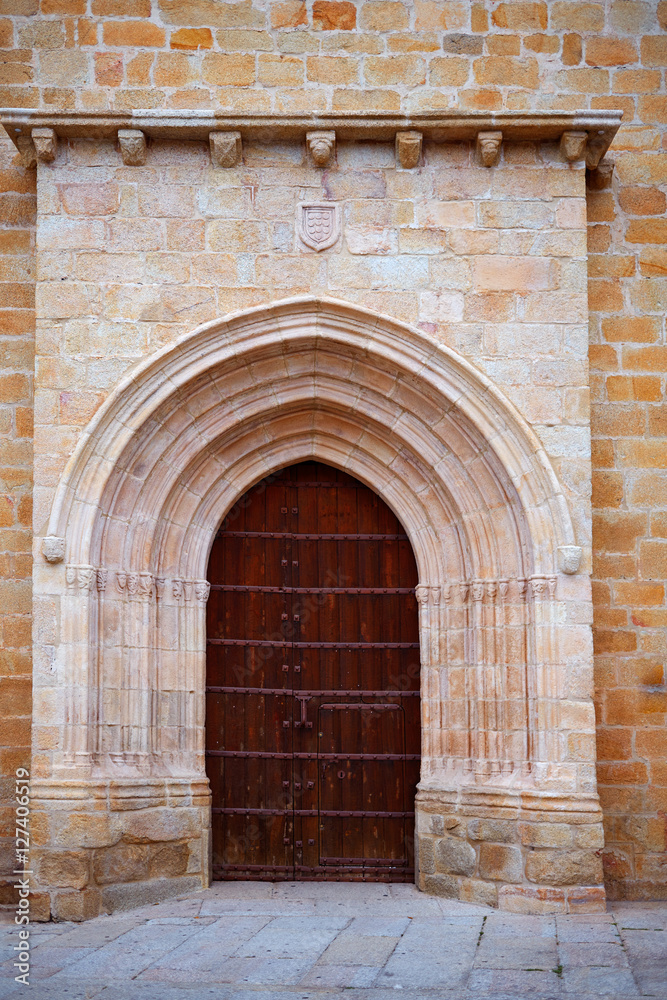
[1,882,665,1000]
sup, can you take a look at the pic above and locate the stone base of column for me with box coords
[29,777,211,921]
[415,785,606,914]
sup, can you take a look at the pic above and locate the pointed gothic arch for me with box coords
[34,297,603,911]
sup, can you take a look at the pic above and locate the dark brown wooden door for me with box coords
[206,461,420,881]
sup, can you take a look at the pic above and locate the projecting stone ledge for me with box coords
[2,108,623,168]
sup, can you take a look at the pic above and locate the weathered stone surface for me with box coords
[435,836,477,876]
[420,873,459,897]
[148,841,190,878]
[93,843,149,884]
[459,877,499,907]
[122,809,201,844]
[479,844,523,883]
[51,887,102,921]
[55,813,123,849]
[37,851,90,890]
[525,849,604,886]
[101,875,205,913]
[499,884,567,914]
[468,819,517,844]
[519,822,573,848]
[417,835,436,875]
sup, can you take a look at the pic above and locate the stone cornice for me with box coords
[1,107,622,168]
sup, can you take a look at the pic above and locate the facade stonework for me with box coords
[0,1,665,915]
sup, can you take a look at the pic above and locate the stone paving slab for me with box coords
[0,883,666,999]
[467,967,562,996]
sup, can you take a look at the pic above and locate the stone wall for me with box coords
[25,131,603,916]
[0,129,34,909]
[0,0,665,905]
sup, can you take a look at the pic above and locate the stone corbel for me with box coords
[32,127,57,162]
[15,135,36,169]
[477,130,502,167]
[42,536,65,563]
[118,128,147,166]
[558,545,582,575]
[586,158,614,190]
[210,130,242,168]
[585,131,608,170]
[560,130,587,162]
[306,130,335,167]
[395,130,422,169]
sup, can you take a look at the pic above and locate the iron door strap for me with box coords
[320,703,401,711]
[218,531,409,540]
[207,686,419,697]
[210,585,415,594]
[208,639,419,648]
[206,750,421,760]
[213,808,414,817]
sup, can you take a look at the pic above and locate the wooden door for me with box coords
[206,461,420,881]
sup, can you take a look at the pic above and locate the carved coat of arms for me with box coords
[297,202,340,251]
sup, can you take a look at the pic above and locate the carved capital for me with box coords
[195,580,211,602]
[415,584,440,606]
[118,128,147,166]
[395,130,422,169]
[42,536,65,563]
[32,127,57,163]
[209,130,242,168]
[96,568,108,592]
[306,130,335,167]
[65,565,96,591]
[477,130,502,167]
[560,130,587,162]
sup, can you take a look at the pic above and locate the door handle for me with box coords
[294,693,313,728]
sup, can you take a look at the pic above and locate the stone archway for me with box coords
[33,296,604,918]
